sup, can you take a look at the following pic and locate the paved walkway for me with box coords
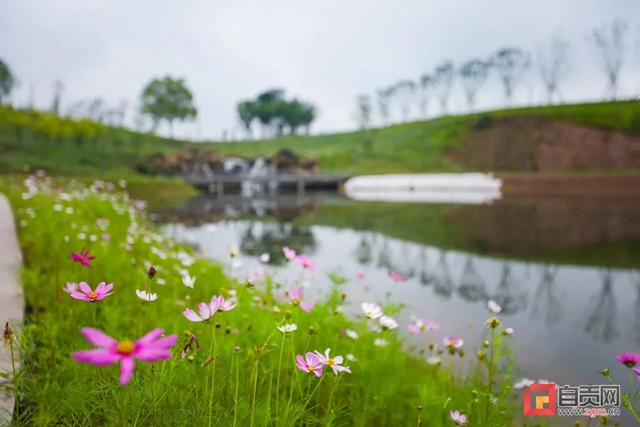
[0,194,23,424]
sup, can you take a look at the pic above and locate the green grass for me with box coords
[1,175,524,426]
[2,100,638,177]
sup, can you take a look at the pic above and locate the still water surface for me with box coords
[157,192,640,394]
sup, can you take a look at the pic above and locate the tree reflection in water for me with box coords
[530,265,562,326]
[458,255,487,302]
[355,233,373,265]
[491,263,527,315]
[584,270,619,342]
[238,222,317,265]
[634,271,640,346]
[433,250,453,299]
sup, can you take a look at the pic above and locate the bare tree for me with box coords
[355,95,372,130]
[433,61,455,115]
[376,88,393,125]
[491,47,531,106]
[393,80,416,122]
[537,35,570,104]
[419,74,434,117]
[459,59,491,112]
[589,20,628,100]
[51,80,64,114]
[635,26,640,98]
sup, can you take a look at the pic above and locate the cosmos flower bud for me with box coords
[487,317,501,329]
[225,326,232,335]
[428,341,435,351]
[477,350,486,361]
[233,345,241,353]
[458,349,465,358]
[246,279,255,288]
[285,310,292,319]
[187,355,194,362]
[417,406,423,411]
[215,322,221,329]
[2,322,14,347]
[483,340,490,348]
[147,266,157,280]
[341,292,347,300]
[601,368,610,376]
[308,326,316,335]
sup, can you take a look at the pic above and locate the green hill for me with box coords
[1,100,639,176]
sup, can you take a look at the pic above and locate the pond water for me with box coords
[156,192,640,399]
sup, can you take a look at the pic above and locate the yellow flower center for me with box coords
[420,324,426,331]
[293,299,300,306]
[327,358,335,366]
[88,291,98,300]
[117,341,135,354]
[366,311,372,317]
[307,365,315,372]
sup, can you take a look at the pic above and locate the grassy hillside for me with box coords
[1,100,638,176]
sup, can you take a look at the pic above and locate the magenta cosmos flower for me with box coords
[450,410,467,426]
[633,367,640,380]
[70,282,114,302]
[388,271,407,283]
[69,248,96,267]
[285,286,314,312]
[295,352,323,378]
[408,317,440,334]
[616,352,640,368]
[73,327,177,385]
[443,335,464,353]
[294,255,316,270]
[282,246,296,261]
[182,294,235,322]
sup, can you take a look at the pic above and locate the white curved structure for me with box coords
[344,173,502,204]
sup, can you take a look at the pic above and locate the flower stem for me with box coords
[302,375,324,417]
[485,328,496,425]
[250,358,259,427]
[9,338,18,418]
[92,303,97,328]
[208,323,217,427]
[275,332,286,418]
[233,352,240,427]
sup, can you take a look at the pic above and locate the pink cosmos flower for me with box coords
[101,233,110,241]
[215,295,237,312]
[181,331,200,360]
[616,352,640,368]
[285,286,314,312]
[294,255,316,270]
[450,410,467,426]
[408,318,440,334]
[282,246,296,261]
[73,327,177,385]
[63,282,79,294]
[295,352,323,378]
[182,296,223,322]
[69,249,96,267]
[70,282,114,302]
[443,335,464,353]
[388,271,407,283]
[633,367,640,380]
[313,348,351,375]
[357,273,365,279]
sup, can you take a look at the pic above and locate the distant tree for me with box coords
[0,59,16,104]
[355,95,372,130]
[433,61,455,115]
[589,20,628,100]
[491,48,531,106]
[393,80,416,122]
[376,88,393,125]
[299,103,316,135]
[237,100,255,138]
[140,76,197,138]
[459,59,490,112]
[52,80,64,114]
[281,99,312,135]
[419,74,434,117]
[537,35,570,104]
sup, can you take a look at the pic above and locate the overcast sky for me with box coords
[2,0,639,141]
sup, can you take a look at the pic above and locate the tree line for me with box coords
[236,89,316,139]
[355,20,639,129]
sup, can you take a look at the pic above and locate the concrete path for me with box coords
[0,194,23,425]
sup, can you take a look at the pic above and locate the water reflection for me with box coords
[530,265,562,326]
[458,256,488,302]
[584,270,619,343]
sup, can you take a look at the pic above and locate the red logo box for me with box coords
[524,383,556,416]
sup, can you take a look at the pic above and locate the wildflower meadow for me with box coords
[2,174,640,426]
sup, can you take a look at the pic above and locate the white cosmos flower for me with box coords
[379,315,399,330]
[313,348,351,375]
[182,275,196,289]
[77,233,86,240]
[65,207,74,214]
[156,278,166,285]
[374,338,388,347]
[345,329,359,339]
[136,289,158,302]
[232,259,243,269]
[53,204,63,211]
[346,354,357,361]
[277,324,297,333]
[260,253,270,263]
[487,300,502,313]
[427,356,442,365]
[89,235,97,242]
[206,224,217,233]
[361,302,383,319]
